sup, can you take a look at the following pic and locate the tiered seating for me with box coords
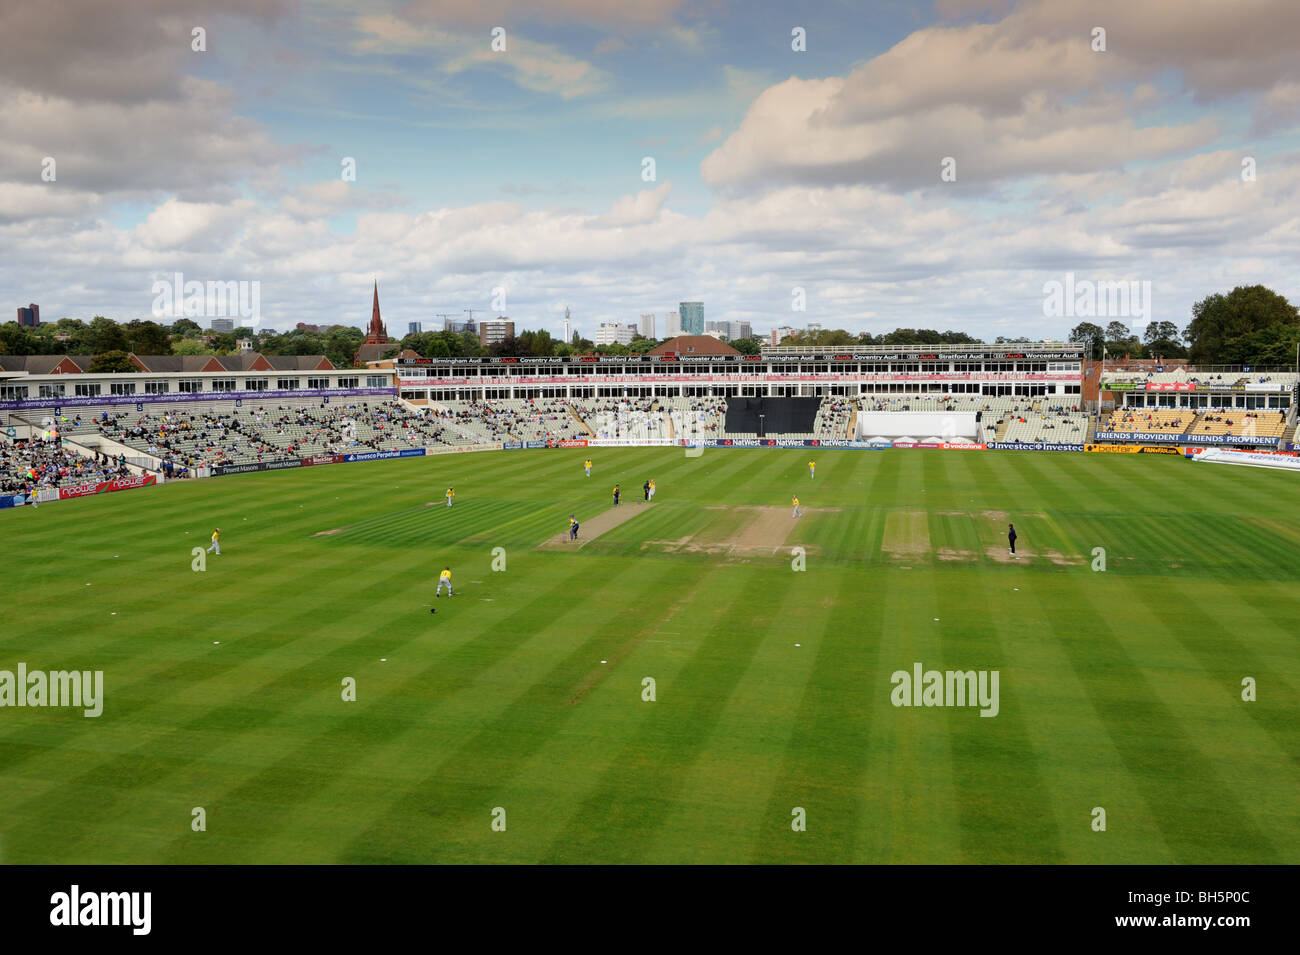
[82,401,470,472]
[1106,409,1189,434]
[664,397,726,439]
[486,399,587,443]
[813,399,854,440]
[1,438,133,493]
[1191,411,1286,439]
[573,399,666,441]
[1002,412,1088,444]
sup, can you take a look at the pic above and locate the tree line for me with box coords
[3,285,1296,367]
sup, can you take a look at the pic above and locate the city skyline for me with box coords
[3,1,1299,344]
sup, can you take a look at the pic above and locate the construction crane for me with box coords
[463,307,478,332]
[435,313,453,331]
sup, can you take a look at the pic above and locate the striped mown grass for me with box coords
[0,447,1297,863]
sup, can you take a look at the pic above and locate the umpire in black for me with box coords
[1008,523,1017,554]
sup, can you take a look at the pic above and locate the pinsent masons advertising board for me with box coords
[214,459,303,476]
[57,474,158,499]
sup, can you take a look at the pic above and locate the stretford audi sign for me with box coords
[397,351,1082,366]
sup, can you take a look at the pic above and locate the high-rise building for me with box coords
[663,311,682,338]
[479,318,515,347]
[408,321,422,335]
[563,307,572,346]
[639,313,656,339]
[772,326,798,345]
[16,304,39,327]
[678,301,704,335]
[594,322,636,346]
[705,320,754,342]
[211,318,235,333]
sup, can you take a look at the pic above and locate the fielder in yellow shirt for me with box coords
[808,460,816,479]
[445,486,455,507]
[584,458,592,476]
[436,565,453,597]
[206,527,221,555]
[792,495,802,518]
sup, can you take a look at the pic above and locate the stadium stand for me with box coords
[1001,410,1089,444]
[1,437,134,493]
[1190,411,1287,439]
[1105,409,1190,434]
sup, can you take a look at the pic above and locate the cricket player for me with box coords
[649,479,656,501]
[445,486,455,507]
[808,460,816,479]
[436,565,453,596]
[207,528,221,555]
[584,458,592,476]
[792,495,802,518]
[643,479,650,502]
[613,484,621,506]
[26,487,38,509]
[569,514,580,541]
[1008,523,1017,555]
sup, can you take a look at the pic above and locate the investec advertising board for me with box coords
[987,442,1083,451]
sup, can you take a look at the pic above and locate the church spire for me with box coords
[366,279,388,342]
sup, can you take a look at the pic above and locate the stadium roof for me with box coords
[0,355,93,374]
[0,354,335,375]
[648,335,741,357]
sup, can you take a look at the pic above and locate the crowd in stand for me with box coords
[73,402,465,473]
[0,438,132,494]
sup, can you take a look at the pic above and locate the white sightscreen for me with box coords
[855,411,979,440]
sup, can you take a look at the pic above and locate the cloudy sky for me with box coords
[2,0,1298,341]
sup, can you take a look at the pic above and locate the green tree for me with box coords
[728,336,762,355]
[1185,286,1299,364]
[1142,321,1187,358]
[169,318,203,337]
[88,316,129,353]
[173,338,210,355]
[460,330,484,357]
[1068,321,1105,360]
[0,321,39,355]
[324,327,365,367]
[88,349,138,373]
[124,319,173,355]
[1103,319,1143,358]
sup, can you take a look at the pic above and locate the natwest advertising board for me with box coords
[58,474,157,499]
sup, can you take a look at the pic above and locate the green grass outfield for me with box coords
[1,446,1298,864]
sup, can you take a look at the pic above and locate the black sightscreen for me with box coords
[725,397,821,434]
